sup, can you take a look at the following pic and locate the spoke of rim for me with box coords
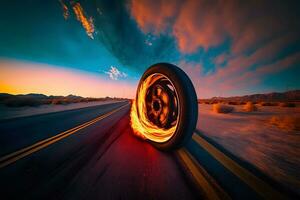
[155,117,161,127]
[161,92,169,104]
[146,90,153,102]
[148,109,155,117]
[157,87,162,96]
[159,112,166,122]
[151,86,158,97]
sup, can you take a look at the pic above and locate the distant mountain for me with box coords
[18,93,48,99]
[0,93,127,107]
[202,90,300,102]
[0,93,13,101]
[66,94,83,99]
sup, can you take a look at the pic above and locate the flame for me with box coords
[72,2,95,39]
[130,74,177,143]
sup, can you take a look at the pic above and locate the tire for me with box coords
[135,63,198,151]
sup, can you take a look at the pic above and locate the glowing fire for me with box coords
[130,74,177,143]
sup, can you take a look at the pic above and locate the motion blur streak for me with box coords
[130,74,176,142]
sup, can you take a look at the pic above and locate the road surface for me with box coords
[0,102,198,200]
[0,102,297,200]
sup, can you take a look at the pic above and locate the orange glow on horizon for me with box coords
[0,60,135,98]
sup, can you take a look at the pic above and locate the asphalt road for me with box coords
[0,102,198,200]
[0,102,296,200]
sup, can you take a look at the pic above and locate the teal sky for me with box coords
[0,0,299,98]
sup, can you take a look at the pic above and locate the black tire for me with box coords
[135,63,198,151]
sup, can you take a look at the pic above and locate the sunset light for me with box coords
[0,1,299,199]
[0,60,135,98]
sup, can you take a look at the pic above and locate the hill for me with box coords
[0,93,127,107]
[199,90,300,103]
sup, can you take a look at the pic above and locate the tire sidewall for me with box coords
[136,63,198,151]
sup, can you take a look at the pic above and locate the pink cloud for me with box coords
[172,0,227,52]
[129,0,180,34]
[179,51,300,98]
[129,0,299,54]
[179,61,248,98]
[207,33,299,88]
[128,1,299,97]
[214,53,229,66]
[256,52,300,75]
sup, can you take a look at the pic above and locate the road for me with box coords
[0,102,198,200]
[0,102,297,200]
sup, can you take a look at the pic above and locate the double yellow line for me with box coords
[177,148,229,200]
[178,133,288,200]
[0,104,289,199]
[0,103,129,169]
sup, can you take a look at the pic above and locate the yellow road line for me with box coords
[177,148,224,200]
[192,133,287,199]
[0,103,129,168]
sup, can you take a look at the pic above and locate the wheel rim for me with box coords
[135,73,180,142]
[145,74,179,129]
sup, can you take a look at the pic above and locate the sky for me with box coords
[0,0,299,98]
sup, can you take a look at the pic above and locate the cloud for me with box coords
[129,0,181,34]
[59,0,69,20]
[73,0,178,72]
[129,0,300,54]
[214,53,229,66]
[179,49,300,98]
[105,66,128,80]
[256,52,300,75]
[60,1,95,39]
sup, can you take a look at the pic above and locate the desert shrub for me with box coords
[279,102,296,107]
[43,99,52,104]
[212,103,234,114]
[243,102,258,112]
[211,100,219,104]
[51,99,69,105]
[3,97,42,107]
[51,99,61,105]
[259,102,278,106]
[269,116,300,131]
[228,101,246,105]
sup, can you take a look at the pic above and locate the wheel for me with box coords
[131,63,198,151]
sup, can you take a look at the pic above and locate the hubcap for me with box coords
[144,74,179,129]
